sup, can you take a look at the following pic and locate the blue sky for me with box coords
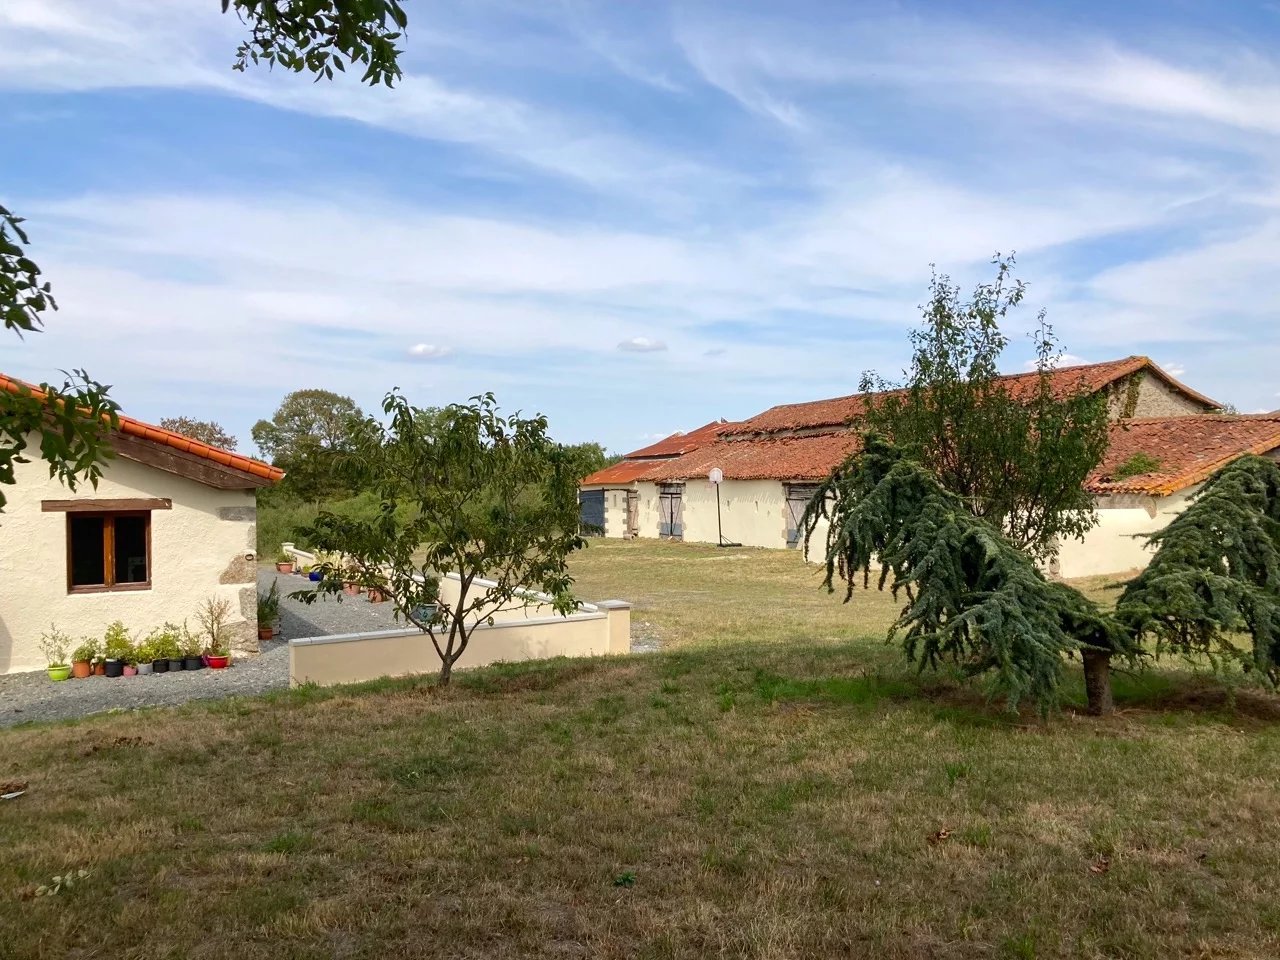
[3,0,1280,454]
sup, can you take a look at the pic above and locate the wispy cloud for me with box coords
[618,336,668,353]
[408,343,452,360]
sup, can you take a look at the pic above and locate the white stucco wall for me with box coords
[1054,487,1198,579]
[679,479,790,549]
[603,487,630,539]
[0,441,259,674]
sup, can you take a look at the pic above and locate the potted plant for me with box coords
[102,621,132,679]
[135,637,154,676]
[148,624,183,672]
[180,621,204,671]
[257,581,280,642]
[39,626,72,682]
[194,596,233,669]
[71,638,98,679]
[275,550,294,574]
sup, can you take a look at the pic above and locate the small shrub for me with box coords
[1111,452,1163,480]
[71,638,99,664]
[38,626,71,667]
[102,621,134,662]
[194,597,234,656]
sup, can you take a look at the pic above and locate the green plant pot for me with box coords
[47,665,72,682]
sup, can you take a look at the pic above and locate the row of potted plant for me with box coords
[38,597,236,682]
[274,551,387,602]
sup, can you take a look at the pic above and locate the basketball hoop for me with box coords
[708,467,723,485]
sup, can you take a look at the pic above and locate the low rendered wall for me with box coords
[1054,488,1196,579]
[288,601,631,687]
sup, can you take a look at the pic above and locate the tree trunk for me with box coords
[1081,649,1114,716]
[438,659,452,686]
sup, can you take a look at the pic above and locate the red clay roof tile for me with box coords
[1088,415,1280,496]
[621,419,739,459]
[1,373,284,485]
[639,433,863,483]
[728,356,1218,436]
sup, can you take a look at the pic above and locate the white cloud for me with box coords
[408,343,452,360]
[618,337,668,353]
[1160,361,1187,378]
[1025,353,1087,370]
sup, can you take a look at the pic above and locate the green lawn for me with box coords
[3,540,1280,959]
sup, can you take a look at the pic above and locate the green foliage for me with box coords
[103,621,134,662]
[559,442,615,480]
[2,206,120,514]
[1,203,55,335]
[301,391,586,683]
[858,255,1110,562]
[38,625,72,667]
[71,638,100,664]
[146,624,184,662]
[194,597,234,656]
[223,0,407,86]
[252,389,366,502]
[0,371,120,515]
[803,435,1136,713]
[1111,452,1163,480]
[158,416,237,450]
[258,580,281,624]
[1117,454,1280,678]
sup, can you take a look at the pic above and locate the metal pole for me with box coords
[717,482,723,545]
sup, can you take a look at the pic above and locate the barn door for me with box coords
[785,484,819,547]
[625,490,639,538]
[578,489,605,536]
[658,483,684,540]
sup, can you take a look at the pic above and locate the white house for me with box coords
[0,374,283,674]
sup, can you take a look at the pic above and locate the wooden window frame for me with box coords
[65,511,153,595]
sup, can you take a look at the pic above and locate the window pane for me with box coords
[114,515,149,584]
[69,515,105,586]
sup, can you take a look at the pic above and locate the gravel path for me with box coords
[0,571,403,728]
[1,570,651,726]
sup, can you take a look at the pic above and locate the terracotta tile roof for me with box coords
[1,373,284,484]
[580,459,658,486]
[1088,414,1280,496]
[728,356,1219,436]
[641,433,863,483]
[621,419,739,459]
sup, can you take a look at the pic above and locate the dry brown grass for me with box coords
[3,541,1280,959]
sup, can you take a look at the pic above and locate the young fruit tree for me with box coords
[299,391,587,684]
[1116,454,1280,679]
[858,255,1111,563]
[803,435,1137,715]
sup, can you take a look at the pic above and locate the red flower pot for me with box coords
[276,562,294,573]
[93,662,106,676]
[258,626,273,641]
[72,661,92,679]
[206,654,230,669]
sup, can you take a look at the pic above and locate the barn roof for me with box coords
[727,356,1219,437]
[1088,414,1280,496]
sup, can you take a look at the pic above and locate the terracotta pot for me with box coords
[93,662,106,676]
[367,587,386,603]
[258,626,273,641]
[206,654,230,669]
[72,660,92,679]
[343,582,361,596]
[276,562,293,573]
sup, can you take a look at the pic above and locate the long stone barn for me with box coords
[580,356,1280,578]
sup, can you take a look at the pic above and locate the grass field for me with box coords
[4,540,1280,959]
